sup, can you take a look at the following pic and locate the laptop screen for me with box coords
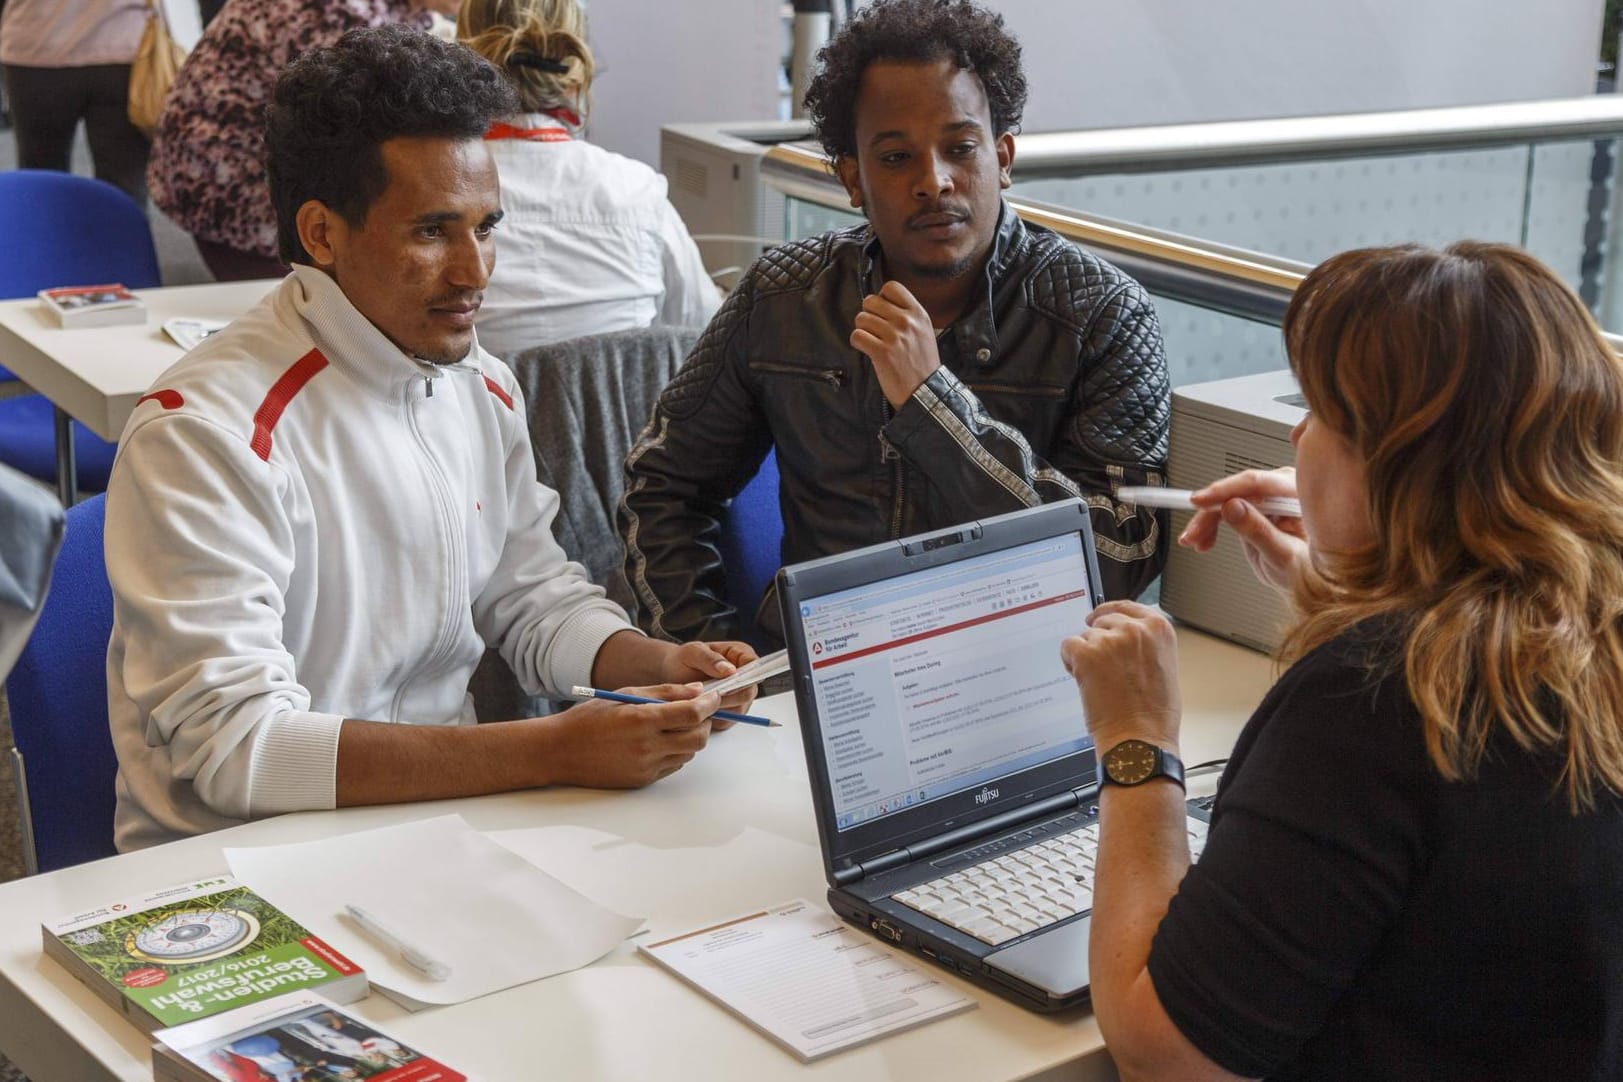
[795,532,1096,834]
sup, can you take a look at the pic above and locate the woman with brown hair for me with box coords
[1063,242,1623,1081]
[458,0,718,355]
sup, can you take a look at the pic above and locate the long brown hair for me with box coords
[1283,242,1623,810]
[457,0,593,118]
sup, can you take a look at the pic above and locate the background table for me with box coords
[0,628,1275,1082]
[0,282,273,503]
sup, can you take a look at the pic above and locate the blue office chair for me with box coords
[0,171,162,492]
[717,449,784,650]
[6,492,119,873]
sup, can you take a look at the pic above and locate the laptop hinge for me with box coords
[847,848,915,882]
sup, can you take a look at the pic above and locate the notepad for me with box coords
[638,899,974,1061]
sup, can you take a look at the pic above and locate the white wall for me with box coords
[585,0,784,168]
[998,0,1606,133]
[586,0,1605,166]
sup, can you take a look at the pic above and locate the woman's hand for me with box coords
[1181,468,1310,596]
[1060,601,1182,753]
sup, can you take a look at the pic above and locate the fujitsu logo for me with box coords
[974,786,1000,806]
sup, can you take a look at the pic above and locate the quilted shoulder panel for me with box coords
[1024,236,1170,468]
[1024,234,1139,337]
[749,226,860,296]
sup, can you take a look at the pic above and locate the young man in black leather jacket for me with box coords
[620,0,1170,651]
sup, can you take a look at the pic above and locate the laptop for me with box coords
[777,499,1210,1012]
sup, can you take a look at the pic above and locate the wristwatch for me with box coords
[1098,739,1185,791]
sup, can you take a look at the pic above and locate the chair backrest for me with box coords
[0,170,161,385]
[5,492,116,873]
[0,171,161,301]
[463,326,699,722]
[506,325,701,614]
[717,450,783,650]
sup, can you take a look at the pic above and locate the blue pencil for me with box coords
[569,685,780,727]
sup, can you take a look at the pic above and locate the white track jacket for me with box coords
[106,266,632,850]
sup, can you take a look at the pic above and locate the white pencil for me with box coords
[1117,485,1301,519]
[344,903,452,981]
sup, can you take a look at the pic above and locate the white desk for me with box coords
[0,281,273,503]
[0,629,1274,1082]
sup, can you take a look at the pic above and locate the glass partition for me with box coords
[763,95,1623,368]
[1009,139,1617,313]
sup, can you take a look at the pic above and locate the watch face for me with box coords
[1105,740,1159,785]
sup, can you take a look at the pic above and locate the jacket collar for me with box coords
[859,199,1023,362]
[284,264,482,400]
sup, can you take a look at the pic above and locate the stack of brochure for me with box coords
[37,283,145,328]
[152,991,465,1082]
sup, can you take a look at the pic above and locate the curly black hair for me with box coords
[266,25,518,265]
[803,0,1027,163]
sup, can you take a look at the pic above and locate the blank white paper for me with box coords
[225,814,641,1006]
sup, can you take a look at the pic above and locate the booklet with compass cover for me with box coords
[42,876,368,1033]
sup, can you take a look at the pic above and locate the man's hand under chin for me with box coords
[850,280,942,410]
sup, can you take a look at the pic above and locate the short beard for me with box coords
[907,254,977,281]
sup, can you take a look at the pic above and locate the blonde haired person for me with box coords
[1063,242,1623,1082]
[458,0,719,355]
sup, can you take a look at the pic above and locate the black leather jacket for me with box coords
[620,204,1170,650]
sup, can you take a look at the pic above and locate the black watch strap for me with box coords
[1098,739,1186,791]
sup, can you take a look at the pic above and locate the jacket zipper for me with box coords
[390,381,465,720]
[750,361,844,389]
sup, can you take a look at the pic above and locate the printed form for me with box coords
[639,899,974,1061]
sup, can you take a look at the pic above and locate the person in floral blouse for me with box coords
[146,0,458,281]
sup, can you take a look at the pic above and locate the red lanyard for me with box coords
[485,121,570,143]
[484,107,581,144]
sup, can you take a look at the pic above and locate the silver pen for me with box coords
[1117,485,1301,519]
[344,903,452,981]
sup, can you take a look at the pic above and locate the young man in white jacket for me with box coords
[104,25,755,851]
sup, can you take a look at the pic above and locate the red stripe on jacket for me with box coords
[136,389,184,409]
[483,375,514,411]
[250,349,328,461]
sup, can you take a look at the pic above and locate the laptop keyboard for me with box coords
[892,816,1209,946]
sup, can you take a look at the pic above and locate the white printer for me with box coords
[1159,369,1304,653]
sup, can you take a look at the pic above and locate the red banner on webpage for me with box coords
[810,589,1091,671]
